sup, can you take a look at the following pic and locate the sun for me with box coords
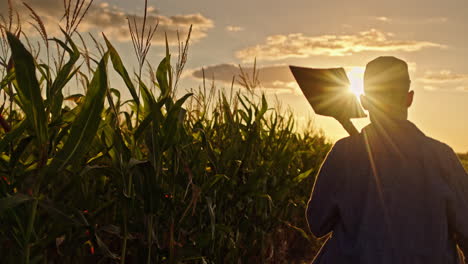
[346,67,365,98]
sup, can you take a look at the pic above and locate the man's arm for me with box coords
[306,140,344,237]
[443,145,468,263]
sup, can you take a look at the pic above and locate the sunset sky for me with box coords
[3,0,468,151]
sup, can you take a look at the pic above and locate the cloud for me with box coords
[370,16,448,24]
[424,17,449,24]
[191,64,299,94]
[4,0,63,16]
[236,29,445,61]
[374,16,391,22]
[420,70,468,83]
[1,0,214,44]
[423,85,439,91]
[420,70,468,92]
[226,26,244,32]
[423,85,468,92]
[84,9,214,44]
[455,86,468,92]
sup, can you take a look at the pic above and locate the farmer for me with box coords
[306,56,468,264]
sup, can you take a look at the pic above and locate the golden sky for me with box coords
[3,0,468,151]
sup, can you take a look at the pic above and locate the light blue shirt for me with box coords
[307,120,468,264]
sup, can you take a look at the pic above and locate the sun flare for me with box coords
[346,67,365,98]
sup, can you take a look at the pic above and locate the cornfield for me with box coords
[0,1,331,263]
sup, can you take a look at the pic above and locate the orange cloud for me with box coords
[370,16,448,24]
[1,0,214,45]
[226,26,244,32]
[420,70,468,92]
[421,70,468,83]
[236,29,445,61]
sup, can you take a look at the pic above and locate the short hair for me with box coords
[364,56,411,103]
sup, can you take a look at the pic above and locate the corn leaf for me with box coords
[138,77,155,114]
[0,120,27,153]
[0,70,15,91]
[103,35,140,105]
[48,53,109,172]
[0,193,32,215]
[292,168,314,183]
[134,97,168,140]
[156,56,171,99]
[7,32,48,147]
[48,31,80,121]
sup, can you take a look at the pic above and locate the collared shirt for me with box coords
[307,120,468,264]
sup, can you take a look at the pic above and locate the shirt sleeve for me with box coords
[306,140,344,238]
[443,145,468,263]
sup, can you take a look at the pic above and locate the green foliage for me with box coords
[0,28,331,264]
[48,31,81,122]
[104,35,140,106]
[6,32,48,150]
[457,153,468,172]
[48,53,109,173]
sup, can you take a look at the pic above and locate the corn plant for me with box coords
[0,2,331,263]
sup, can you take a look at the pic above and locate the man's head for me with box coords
[361,56,414,121]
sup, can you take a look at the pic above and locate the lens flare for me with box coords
[347,67,365,98]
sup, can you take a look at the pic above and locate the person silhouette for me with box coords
[306,56,468,264]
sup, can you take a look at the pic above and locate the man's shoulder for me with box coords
[331,134,362,153]
[409,122,454,154]
[332,127,454,155]
[421,134,455,158]
[424,135,452,150]
[335,132,365,146]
